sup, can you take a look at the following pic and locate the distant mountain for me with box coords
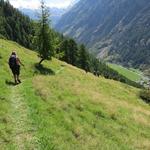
[20,0,80,26]
[20,8,37,20]
[55,0,150,72]
[20,7,66,26]
[69,0,80,7]
[50,7,67,25]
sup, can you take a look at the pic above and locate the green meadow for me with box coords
[0,39,150,150]
[108,63,142,82]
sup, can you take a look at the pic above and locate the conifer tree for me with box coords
[59,39,78,65]
[78,44,89,71]
[37,0,53,64]
[60,39,70,62]
[68,39,78,65]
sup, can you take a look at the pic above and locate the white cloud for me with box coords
[10,0,40,9]
[9,0,74,9]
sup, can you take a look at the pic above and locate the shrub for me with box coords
[140,90,150,104]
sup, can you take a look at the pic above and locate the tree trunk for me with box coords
[39,58,44,64]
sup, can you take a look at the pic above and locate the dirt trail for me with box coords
[10,83,36,150]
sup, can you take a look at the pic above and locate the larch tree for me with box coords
[78,44,89,71]
[37,0,53,64]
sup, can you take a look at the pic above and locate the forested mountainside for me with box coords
[0,0,34,48]
[55,0,150,72]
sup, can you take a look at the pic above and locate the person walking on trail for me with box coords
[8,51,24,84]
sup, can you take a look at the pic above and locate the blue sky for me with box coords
[9,0,75,9]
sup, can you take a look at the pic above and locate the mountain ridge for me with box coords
[19,0,80,25]
[20,7,67,26]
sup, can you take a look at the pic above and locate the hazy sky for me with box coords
[9,0,75,9]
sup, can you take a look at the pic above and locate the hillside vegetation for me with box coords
[0,39,150,150]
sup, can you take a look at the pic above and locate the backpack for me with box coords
[9,56,17,68]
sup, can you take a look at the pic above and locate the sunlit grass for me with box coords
[0,39,150,150]
[108,63,142,82]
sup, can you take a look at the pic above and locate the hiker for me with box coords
[8,51,24,84]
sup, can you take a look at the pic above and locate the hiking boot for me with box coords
[15,80,18,85]
[18,79,21,83]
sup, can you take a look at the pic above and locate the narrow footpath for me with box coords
[10,82,37,150]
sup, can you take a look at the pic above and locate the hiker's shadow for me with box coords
[34,63,55,75]
[5,80,16,86]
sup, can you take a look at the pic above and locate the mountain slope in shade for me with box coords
[55,0,150,72]
[94,4,150,71]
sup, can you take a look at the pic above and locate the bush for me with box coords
[140,90,150,104]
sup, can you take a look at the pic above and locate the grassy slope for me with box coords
[108,63,142,82]
[0,39,150,150]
